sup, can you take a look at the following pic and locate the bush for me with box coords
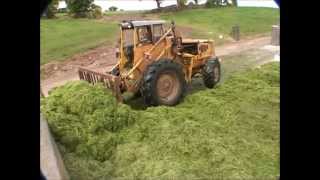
[87,4,103,19]
[187,2,195,7]
[57,8,68,13]
[46,0,59,18]
[177,0,187,9]
[149,5,178,13]
[66,0,94,18]
[205,0,229,7]
[231,0,237,6]
[109,6,118,11]
[187,2,195,9]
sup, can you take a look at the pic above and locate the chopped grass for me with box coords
[41,62,279,179]
[40,18,118,65]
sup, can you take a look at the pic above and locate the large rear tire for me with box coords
[140,59,186,106]
[202,58,221,88]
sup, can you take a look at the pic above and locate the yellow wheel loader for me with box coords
[79,20,221,106]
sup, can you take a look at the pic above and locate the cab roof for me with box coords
[120,20,166,29]
[182,38,214,43]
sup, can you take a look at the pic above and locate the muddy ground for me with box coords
[41,35,279,97]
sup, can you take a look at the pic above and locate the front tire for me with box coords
[109,66,120,76]
[140,59,186,106]
[202,58,221,88]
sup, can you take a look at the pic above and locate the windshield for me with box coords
[137,26,152,44]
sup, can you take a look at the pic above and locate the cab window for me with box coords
[137,26,152,45]
[153,24,163,43]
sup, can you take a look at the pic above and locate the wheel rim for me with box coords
[156,72,180,103]
[213,66,219,82]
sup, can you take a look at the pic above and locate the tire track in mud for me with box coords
[41,36,275,96]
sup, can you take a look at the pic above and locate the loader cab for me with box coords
[119,22,134,69]
[136,23,165,45]
[119,20,166,71]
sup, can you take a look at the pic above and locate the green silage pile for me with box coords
[41,62,280,179]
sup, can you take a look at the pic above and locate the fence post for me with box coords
[231,25,240,41]
[271,25,280,46]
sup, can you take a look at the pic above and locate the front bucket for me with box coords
[78,67,123,102]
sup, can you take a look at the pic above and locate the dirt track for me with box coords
[41,36,275,96]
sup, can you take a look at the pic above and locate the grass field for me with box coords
[40,19,118,65]
[40,7,279,65]
[41,58,280,179]
[161,7,279,44]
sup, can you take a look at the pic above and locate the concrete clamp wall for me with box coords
[40,114,70,180]
[271,25,280,46]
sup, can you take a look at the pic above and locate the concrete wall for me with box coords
[40,114,70,180]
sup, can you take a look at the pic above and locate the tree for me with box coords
[194,0,198,5]
[109,6,118,11]
[231,0,237,6]
[66,0,94,18]
[46,0,59,18]
[155,0,164,9]
[176,0,187,9]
